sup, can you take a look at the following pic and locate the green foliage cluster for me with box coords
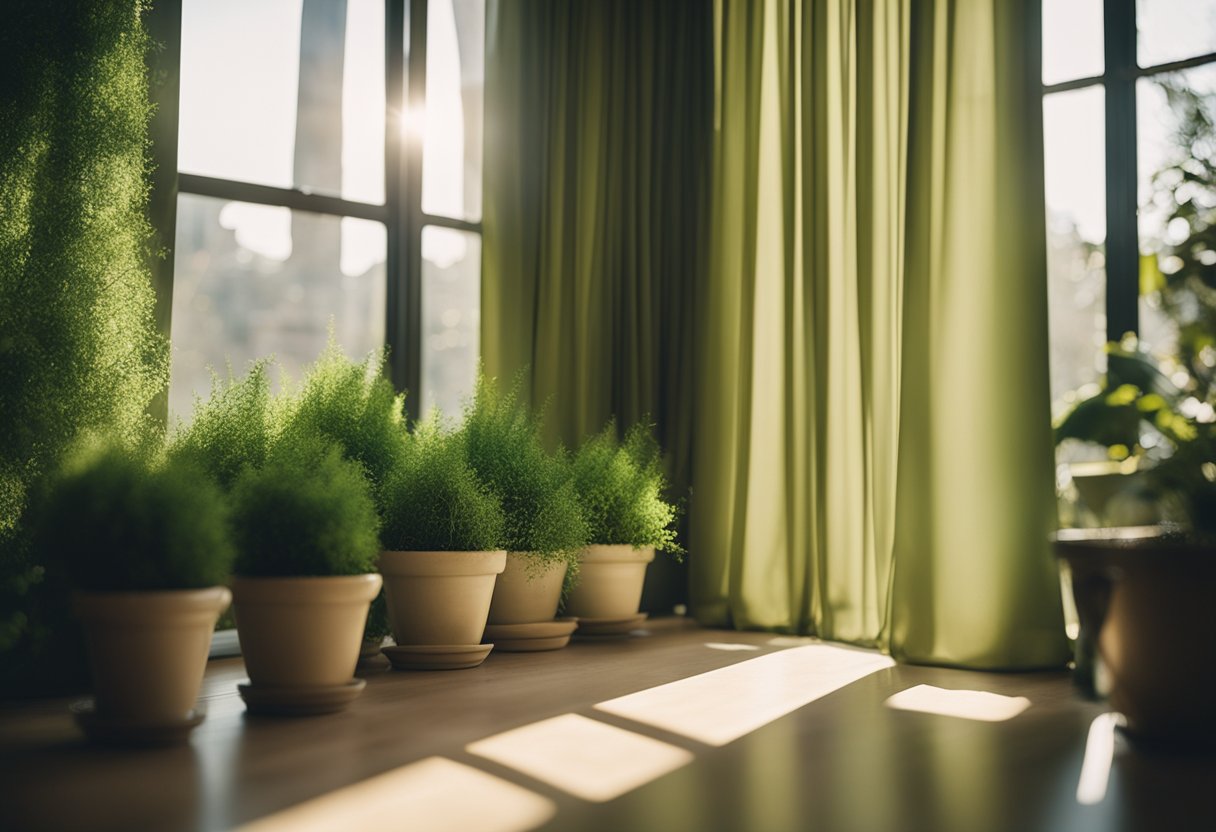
[230,433,381,577]
[282,340,408,497]
[572,422,683,555]
[37,442,234,592]
[1,1,168,659]
[1056,337,1216,539]
[168,361,284,489]
[1142,79,1216,402]
[460,377,588,571]
[380,419,506,552]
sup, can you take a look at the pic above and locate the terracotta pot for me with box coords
[487,553,568,625]
[1054,527,1216,748]
[564,545,655,619]
[378,550,506,645]
[232,574,382,687]
[74,587,231,722]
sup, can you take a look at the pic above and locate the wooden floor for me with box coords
[1,618,1212,831]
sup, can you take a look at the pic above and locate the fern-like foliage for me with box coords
[168,360,285,489]
[37,441,234,592]
[379,418,506,552]
[281,337,408,500]
[1,1,168,663]
[460,375,588,574]
[572,422,683,556]
[230,432,381,578]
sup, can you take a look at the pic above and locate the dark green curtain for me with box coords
[482,0,713,607]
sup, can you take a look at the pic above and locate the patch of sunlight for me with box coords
[237,757,554,832]
[1076,712,1124,806]
[704,642,761,652]
[467,714,694,802]
[596,644,894,746]
[884,685,1032,722]
[767,635,820,647]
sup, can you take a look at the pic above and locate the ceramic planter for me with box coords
[565,544,654,620]
[231,573,382,715]
[488,553,567,625]
[73,586,231,744]
[378,550,506,669]
[484,554,577,651]
[1054,527,1216,748]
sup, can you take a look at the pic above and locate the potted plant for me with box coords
[568,422,683,634]
[1053,337,1190,526]
[281,337,409,662]
[1053,343,1216,749]
[460,378,588,651]
[378,420,507,669]
[38,443,234,745]
[228,434,382,715]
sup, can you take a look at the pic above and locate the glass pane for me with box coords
[1138,0,1216,68]
[1137,64,1216,374]
[179,0,385,204]
[421,226,481,418]
[1044,87,1109,414]
[420,0,485,221]
[170,194,387,420]
[1042,0,1104,85]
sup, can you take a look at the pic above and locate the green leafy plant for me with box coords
[230,433,381,577]
[281,338,408,499]
[572,421,683,556]
[1054,337,1195,463]
[1,1,168,671]
[460,376,588,576]
[379,419,506,552]
[168,360,284,489]
[1056,336,1216,540]
[37,442,234,592]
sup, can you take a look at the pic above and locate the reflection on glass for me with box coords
[1043,87,1108,412]
[421,0,485,221]
[178,0,385,204]
[1138,0,1216,68]
[1042,0,1104,85]
[1137,65,1216,375]
[170,194,386,420]
[421,226,481,419]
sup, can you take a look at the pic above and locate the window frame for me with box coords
[150,0,484,425]
[1042,0,1216,343]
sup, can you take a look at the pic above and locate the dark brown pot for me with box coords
[1054,527,1216,748]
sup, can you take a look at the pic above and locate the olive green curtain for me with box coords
[484,0,1069,668]
[691,0,1068,668]
[482,0,712,606]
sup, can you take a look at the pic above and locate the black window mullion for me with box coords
[386,0,410,405]
[1104,0,1140,341]
[177,173,388,223]
[401,0,428,423]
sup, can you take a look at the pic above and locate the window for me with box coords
[167,0,484,422]
[1042,0,1216,413]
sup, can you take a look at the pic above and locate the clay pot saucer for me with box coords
[71,699,204,747]
[483,618,578,652]
[381,643,494,670]
[238,678,366,716]
[574,612,649,637]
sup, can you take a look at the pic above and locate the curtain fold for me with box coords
[482,0,712,608]
[484,0,1069,668]
[693,0,1067,667]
